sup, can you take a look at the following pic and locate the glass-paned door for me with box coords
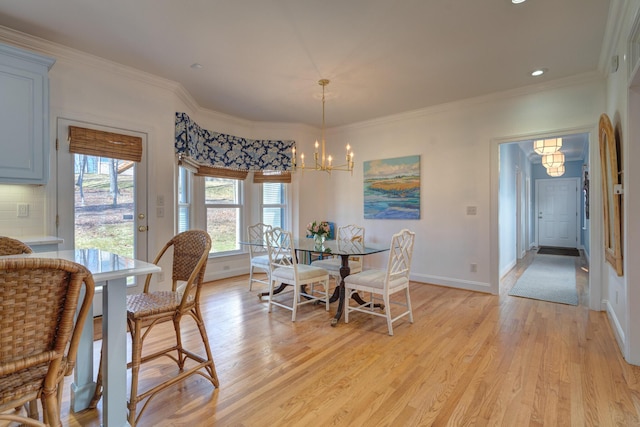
[56,118,148,315]
[73,154,136,257]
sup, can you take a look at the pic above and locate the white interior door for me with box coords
[536,178,578,248]
[56,117,148,315]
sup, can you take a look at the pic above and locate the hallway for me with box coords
[501,249,589,306]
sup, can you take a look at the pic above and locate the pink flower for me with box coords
[306,220,330,237]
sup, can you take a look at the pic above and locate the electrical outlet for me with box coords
[470,263,477,272]
[466,206,477,216]
[17,203,29,217]
[157,272,165,282]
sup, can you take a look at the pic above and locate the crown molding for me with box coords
[0,25,204,113]
[339,71,605,132]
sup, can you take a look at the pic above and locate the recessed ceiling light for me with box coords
[512,0,526,3]
[190,63,203,69]
[531,68,546,77]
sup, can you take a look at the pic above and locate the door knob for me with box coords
[138,225,148,232]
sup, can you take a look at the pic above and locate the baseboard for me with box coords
[205,266,249,282]
[500,259,517,280]
[410,272,493,294]
[605,299,625,353]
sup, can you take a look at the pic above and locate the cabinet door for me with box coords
[0,44,54,184]
[0,66,46,182]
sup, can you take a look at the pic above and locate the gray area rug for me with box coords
[508,254,578,305]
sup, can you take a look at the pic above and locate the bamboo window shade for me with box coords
[69,126,143,162]
[195,165,248,180]
[253,171,291,183]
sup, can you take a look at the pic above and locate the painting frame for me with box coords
[363,155,420,220]
[598,113,623,276]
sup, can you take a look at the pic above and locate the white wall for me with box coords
[328,78,605,294]
[498,143,520,278]
[0,185,46,236]
[603,0,640,365]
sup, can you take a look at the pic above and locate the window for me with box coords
[205,177,243,254]
[262,182,287,229]
[177,166,191,233]
[177,168,289,256]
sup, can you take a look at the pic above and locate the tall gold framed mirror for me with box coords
[598,113,623,276]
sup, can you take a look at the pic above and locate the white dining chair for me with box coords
[265,227,330,321]
[344,229,415,335]
[247,222,272,291]
[311,224,364,288]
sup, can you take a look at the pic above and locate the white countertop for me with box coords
[2,248,160,281]
[12,235,64,246]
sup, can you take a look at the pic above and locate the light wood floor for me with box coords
[51,251,640,426]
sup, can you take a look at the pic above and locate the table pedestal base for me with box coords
[330,255,383,326]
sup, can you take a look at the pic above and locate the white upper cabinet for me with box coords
[0,43,55,184]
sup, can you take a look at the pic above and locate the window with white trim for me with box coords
[205,177,243,254]
[262,182,287,229]
[177,169,289,255]
[177,166,191,233]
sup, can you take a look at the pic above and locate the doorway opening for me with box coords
[497,131,590,304]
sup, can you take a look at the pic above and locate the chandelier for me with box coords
[541,151,564,169]
[292,79,354,174]
[546,165,565,177]
[533,137,562,155]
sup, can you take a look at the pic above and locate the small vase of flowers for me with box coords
[307,220,330,245]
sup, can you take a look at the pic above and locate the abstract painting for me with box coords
[363,155,420,219]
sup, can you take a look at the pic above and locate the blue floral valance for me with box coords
[175,112,294,172]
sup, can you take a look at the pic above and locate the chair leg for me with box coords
[325,279,330,311]
[27,399,39,420]
[174,316,186,369]
[292,283,299,321]
[41,386,61,427]
[194,305,219,387]
[384,294,393,336]
[406,287,414,323]
[89,350,103,409]
[128,319,142,426]
[268,280,278,312]
[344,288,351,324]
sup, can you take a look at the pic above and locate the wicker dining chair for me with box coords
[0,236,33,255]
[91,229,218,426]
[0,258,95,427]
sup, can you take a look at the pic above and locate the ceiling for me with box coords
[0,0,611,129]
